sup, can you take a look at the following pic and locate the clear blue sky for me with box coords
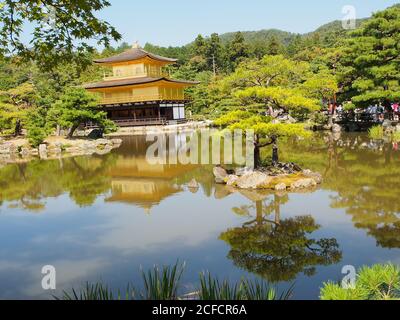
[98,0,399,47]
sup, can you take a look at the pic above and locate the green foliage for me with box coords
[60,282,135,301]
[309,112,329,126]
[0,102,26,135]
[225,32,250,71]
[51,88,116,137]
[369,125,400,142]
[57,262,291,300]
[198,272,242,300]
[235,86,321,115]
[340,5,400,108]
[216,110,311,140]
[0,0,121,70]
[141,262,185,300]
[368,125,384,140]
[222,55,309,90]
[213,110,254,127]
[198,273,292,300]
[392,131,400,142]
[320,264,400,300]
[216,55,335,123]
[26,109,48,147]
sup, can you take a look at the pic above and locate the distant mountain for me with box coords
[219,29,297,46]
[217,18,367,48]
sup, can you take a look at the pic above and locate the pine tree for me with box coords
[226,32,249,71]
[340,5,400,109]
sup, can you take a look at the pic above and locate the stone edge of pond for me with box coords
[0,137,123,167]
[104,121,212,136]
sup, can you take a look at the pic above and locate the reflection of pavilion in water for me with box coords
[105,134,199,212]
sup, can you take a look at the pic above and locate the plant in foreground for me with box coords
[58,262,291,300]
[320,264,400,300]
[141,261,185,300]
[58,282,135,301]
[198,272,293,300]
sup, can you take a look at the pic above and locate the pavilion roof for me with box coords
[84,77,199,90]
[94,47,178,64]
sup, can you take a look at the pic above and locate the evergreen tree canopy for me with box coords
[50,87,116,138]
[340,5,400,108]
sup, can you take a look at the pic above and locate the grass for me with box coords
[141,261,185,300]
[58,262,292,300]
[198,273,293,300]
[58,282,135,301]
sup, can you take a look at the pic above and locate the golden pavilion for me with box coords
[84,43,198,126]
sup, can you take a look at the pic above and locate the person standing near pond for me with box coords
[392,102,399,121]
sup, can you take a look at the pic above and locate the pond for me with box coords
[0,132,399,300]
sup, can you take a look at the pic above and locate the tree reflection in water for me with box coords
[220,192,342,283]
[0,154,117,212]
[281,132,400,250]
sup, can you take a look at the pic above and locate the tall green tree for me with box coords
[340,5,400,109]
[49,87,116,138]
[226,32,249,71]
[205,33,223,75]
[266,36,283,55]
[193,34,207,57]
[0,82,35,135]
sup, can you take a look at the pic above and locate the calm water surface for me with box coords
[0,132,399,299]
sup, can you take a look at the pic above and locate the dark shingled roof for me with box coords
[84,77,199,89]
[94,48,178,64]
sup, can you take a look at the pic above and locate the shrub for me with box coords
[309,112,328,126]
[320,264,400,300]
[368,125,384,140]
[392,131,400,142]
[26,109,48,147]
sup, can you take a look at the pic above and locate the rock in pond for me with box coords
[234,167,253,177]
[213,166,228,184]
[236,172,273,190]
[0,143,17,154]
[225,175,239,186]
[290,178,317,190]
[275,183,287,191]
[87,129,104,139]
[302,170,323,184]
[39,144,48,159]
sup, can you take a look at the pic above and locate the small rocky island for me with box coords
[213,163,322,192]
